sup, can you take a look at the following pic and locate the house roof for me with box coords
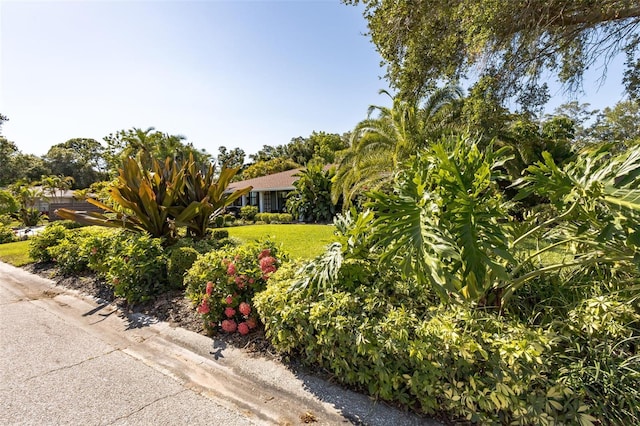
[226,168,301,192]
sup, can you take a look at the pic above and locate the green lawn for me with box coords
[227,224,336,259]
[0,240,32,266]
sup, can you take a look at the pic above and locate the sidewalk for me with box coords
[0,262,437,425]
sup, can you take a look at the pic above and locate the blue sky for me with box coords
[0,0,630,158]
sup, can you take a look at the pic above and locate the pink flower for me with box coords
[237,322,250,335]
[197,299,210,314]
[224,307,236,318]
[227,263,236,276]
[246,317,257,329]
[221,319,237,333]
[90,247,98,255]
[248,278,255,284]
[205,281,214,296]
[238,302,251,316]
[258,249,271,260]
[225,295,233,305]
[259,256,277,275]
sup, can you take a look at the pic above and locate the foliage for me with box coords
[367,135,514,303]
[239,205,258,222]
[217,146,246,169]
[286,164,336,222]
[184,241,285,335]
[178,156,251,239]
[586,99,640,145]
[55,155,203,242]
[254,213,293,224]
[0,224,16,244]
[103,126,211,174]
[256,232,640,424]
[345,0,640,101]
[248,131,348,165]
[46,228,96,274]
[364,135,640,305]
[93,231,168,303]
[0,190,19,215]
[29,223,69,262]
[57,157,251,244]
[333,87,462,206]
[43,138,107,188]
[240,158,299,180]
[39,175,75,202]
[257,264,564,424]
[167,246,200,288]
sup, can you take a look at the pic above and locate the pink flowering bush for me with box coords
[184,240,285,335]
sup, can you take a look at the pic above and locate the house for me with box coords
[226,168,302,213]
[31,187,78,213]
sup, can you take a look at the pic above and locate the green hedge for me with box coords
[255,261,639,425]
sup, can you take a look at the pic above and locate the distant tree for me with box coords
[217,146,246,169]
[44,138,107,188]
[0,136,50,186]
[586,99,640,145]
[550,101,599,143]
[249,144,289,163]
[103,127,211,173]
[346,0,640,100]
[241,158,300,180]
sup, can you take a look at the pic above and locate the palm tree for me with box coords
[332,85,462,206]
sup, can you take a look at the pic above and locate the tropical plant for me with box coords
[55,154,250,243]
[364,136,640,306]
[332,86,462,206]
[286,164,336,222]
[55,156,199,242]
[179,156,251,239]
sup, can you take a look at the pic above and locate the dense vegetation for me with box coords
[2,2,640,423]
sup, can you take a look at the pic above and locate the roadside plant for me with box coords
[184,240,285,335]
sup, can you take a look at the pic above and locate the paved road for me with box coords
[0,262,437,425]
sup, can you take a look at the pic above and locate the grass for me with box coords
[227,224,336,259]
[0,240,32,266]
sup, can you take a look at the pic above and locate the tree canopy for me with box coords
[346,0,640,101]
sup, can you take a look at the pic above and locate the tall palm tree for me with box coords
[332,85,463,206]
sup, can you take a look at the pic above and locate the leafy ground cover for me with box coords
[226,224,335,259]
[0,240,31,266]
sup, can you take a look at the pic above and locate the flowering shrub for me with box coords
[184,240,285,335]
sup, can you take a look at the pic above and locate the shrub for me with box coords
[212,229,229,240]
[184,240,285,335]
[167,246,200,288]
[255,213,271,224]
[29,223,70,262]
[103,233,167,303]
[54,220,84,230]
[277,213,293,223]
[255,243,640,425]
[0,224,16,244]
[253,213,294,224]
[223,214,235,225]
[240,205,258,222]
[213,215,225,228]
[47,230,91,274]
